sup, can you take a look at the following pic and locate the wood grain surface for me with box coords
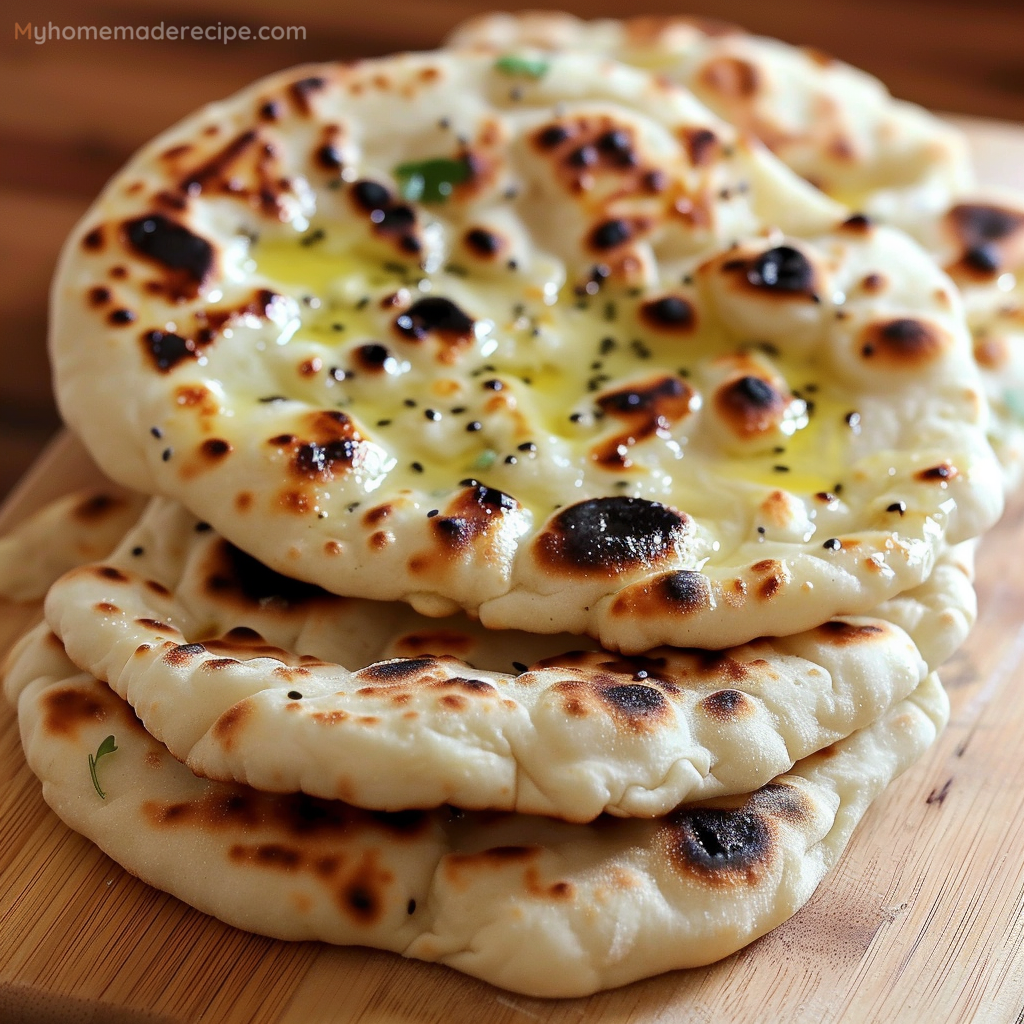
[2,0,1024,500]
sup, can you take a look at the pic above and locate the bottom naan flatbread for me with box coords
[5,632,948,998]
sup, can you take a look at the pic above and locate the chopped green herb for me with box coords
[494,55,550,79]
[394,157,472,203]
[88,735,118,799]
[473,449,497,470]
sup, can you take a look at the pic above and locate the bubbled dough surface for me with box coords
[5,631,947,998]
[40,497,972,822]
[447,11,973,232]
[50,50,1002,651]
[449,13,1024,495]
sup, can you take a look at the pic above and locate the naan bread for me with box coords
[0,487,147,602]
[447,11,972,232]
[5,634,948,998]
[447,12,1024,494]
[50,50,1001,651]
[912,190,1024,489]
[39,497,972,821]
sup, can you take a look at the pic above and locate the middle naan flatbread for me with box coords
[38,497,973,822]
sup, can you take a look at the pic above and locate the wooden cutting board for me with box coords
[2,121,1023,1024]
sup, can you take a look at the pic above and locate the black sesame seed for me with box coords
[459,478,480,487]
[404,398,418,407]
[195,522,211,532]
[162,448,173,461]
[425,409,441,421]
[131,546,144,556]
[109,308,136,324]
[150,426,163,438]
[466,421,482,432]
[517,442,537,452]
[773,465,790,473]
[591,218,631,249]
[504,455,517,465]
[466,227,501,256]
[410,462,424,473]
[823,538,842,551]
[568,144,598,167]
[483,379,503,390]
[512,662,528,673]
[316,144,343,170]
[887,501,907,515]
[287,691,303,700]
[427,509,439,518]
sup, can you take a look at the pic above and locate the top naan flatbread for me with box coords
[50,49,1002,651]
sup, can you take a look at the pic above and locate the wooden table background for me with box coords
[1,0,1024,499]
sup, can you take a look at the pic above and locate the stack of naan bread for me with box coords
[3,12,1022,998]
